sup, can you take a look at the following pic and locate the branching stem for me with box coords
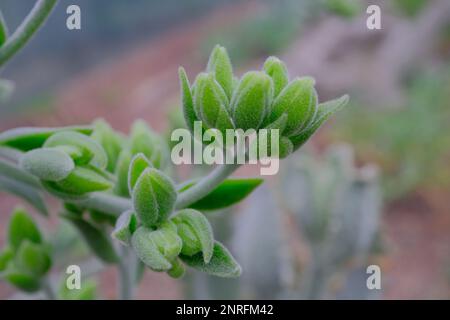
[0,0,58,67]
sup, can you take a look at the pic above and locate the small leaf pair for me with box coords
[129,154,177,228]
[129,208,240,278]
[131,222,182,274]
[19,131,113,198]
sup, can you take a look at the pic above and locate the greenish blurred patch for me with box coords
[1,93,56,118]
[393,0,428,18]
[201,0,314,66]
[324,0,362,18]
[50,220,92,267]
[331,68,450,199]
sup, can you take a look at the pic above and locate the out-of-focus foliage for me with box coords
[323,0,362,18]
[278,144,382,299]
[393,0,428,18]
[202,0,313,65]
[332,69,450,199]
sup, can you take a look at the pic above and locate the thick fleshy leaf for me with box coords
[15,240,51,277]
[263,56,289,98]
[131,226,172,271]
[206,45,234,99]
[0,126,92,151]
[129,120,168,169]
[111,210,137,246]
[289,94,349,151]
[128,153,152,193]
[167,258,185,279]
[0,176,48,215]
[231,71,273,130]
[0,247,14,271]
[41,180,89,201]
[3,271,41,292]
[132,168,177,228]
[91,119,124,173]
[62,213,118,264]
[179,67,199,132]
[269,77,318,136]
[149,221,182,260]
[20,148,74,181]
[180,241,241,278]
[0,11,7,46]
[44,131,107,169]
[182,178,263,211]
[8,208,42,251]
[114,149,132,197]
[193,73,233,133]
[171,209,214,263]
[55,166,112,195]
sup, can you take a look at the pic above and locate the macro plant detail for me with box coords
[0,44,348,299]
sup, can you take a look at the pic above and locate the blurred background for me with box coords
[0,0,449,299]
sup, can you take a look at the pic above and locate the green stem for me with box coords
[76,163,241,215]
[174,163,241,209]
[117,246,136,300]
[77,192,131,216]
[0,0,58,67]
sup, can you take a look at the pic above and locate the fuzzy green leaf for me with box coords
[15,240,51,277]
[167,258,185,279]
[182,178,263,211]
[129,120,168,169]
[41,181,89,201]
[44,131,107,169]
[131,226,173,272]
[193,73,234,133]
[62,213,118,264]
[180,241,241,278]
[3,271,41,292]
[289,94,349,151]
[91,119,124,173]
[20,148,75,181]
[263,56,289,98]
[207,45,234,99]
[231,71,273,130]
[8,208,42,251]
[111,210,137,246]
[128,153,152,193]
[0,126,92,151]
[115,149,132,197]
[171,209,214,263]
[55,166,112,195]
[269,77,318,136]
[132,168,177,228]
[179,67,199,132]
